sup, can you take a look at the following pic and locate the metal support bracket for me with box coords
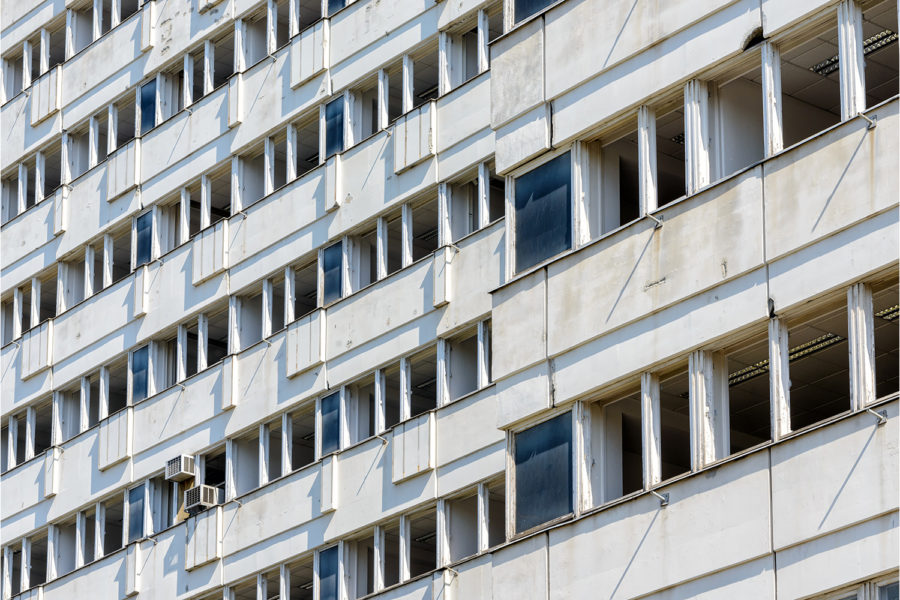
[858,113,877,129]
[866,408,887,426]
[650,489,669,507]
[646,213,664,229]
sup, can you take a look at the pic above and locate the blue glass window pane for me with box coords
[136,212,152,267]
[514,0,554,23]
[128,486,144,542]
[140,80,157,134]
[514,412,572,532]
[514,152,571,273]
[325,97,344,158]
[327,0,346,16]
[320,392,340,455]
[322,242,343,305]
[131,345,149,403]
[319,545,339,600]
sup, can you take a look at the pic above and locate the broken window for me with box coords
[236,289,264,350]
[411,197,439,261]
[233,432,260,495]
[349,226,377,292]
[447,494,478,562]
[348,375,376,445]
[448,329,478,401]
[28,533,48,587]
[120,0,140,22]
[244,12,268,67]
[321,241,343,305]
[131,344,149,403]
[150,475,173,533]
[788,303,851,431]
[779,18,842,148]
[272,136,288,191]
[408,508,437,578]
[1,170,18,223]
[206,309,230,366]
[413,47,439,109]
[387,64,403,122]
[318,546,340,600]
[103,495,124,555]
[291,404,316,470]
[293,261,318,320]
[285,555,315,599]
[54,518,77,577]
[135,211,153,267]
[213,33,235,89]
[139,79,157,135]
[589,391,642,505]
[487,482,505,547]
[37,271,57,323]
[873,283,899,399]
[33,401,53,456]
[1,297,13,344]
[710,60,764,179]
[514,152,571,272]
[108,360,128,415]
[346,533,375,598]
[724,332,772,453]
[409,348,437,418]
[208,168,232,226]
[514,412,572,533]
[450,178,479,242]
[383,365,402,429]
[295,114,320,174]
[863,1,899,107]
[324,96,345,158]
[265,420,283,480]
[320,391,341,455]
[22,156,36,209]
[111,228,131,284]
[658,367,692,480]
[127,484,145,542]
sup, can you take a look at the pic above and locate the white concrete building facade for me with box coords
[1,0,898,598]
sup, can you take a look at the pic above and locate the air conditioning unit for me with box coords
[184,484,224,512]
[165,455,196,482]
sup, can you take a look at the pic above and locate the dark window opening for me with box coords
[712,62,764,179]
[291,405,316,470]
[324,97,345,158]
[725,333,773,453]
[286,555,315,600]
[873,283,899,398]
[131,344,149,403]
[447,494,478,562]
[33,402,53,456]
[411,198,439,261]
[206,309,229,366]
[349,375,376,444]
[276,0,291,49]
[37,272,56,323]
[273,137,288,190]
[350,227,377,291]
[656,107,686,207]
[48,27,65,71]
[295,116,320,175]
[115,97,136,150]
[388,66,403,122]
[413,48,439,109]
[213,34,235,89]
[514,152,571,272]
[448,330,478,401]
[298,0,321,32]
[140,79,157,134]
[383,522,401,587]
[488,168,505,223]
[322,242,343,305]
[384,366,401,429]
[241,151,266,208]
[103,496,124,555]
[111,229,131,284]
[293,261,318,320]
[659,368,692,480]
[28,535,48,587]
[320,391,341,455]
[863,1,899,107]
[209,169,232,225]
[128,486,145,542]
[409,348,437,418]
[408,509,437,578]
[450,179,478,242]
[487,482,505,547]
[589,392,642,505]
[387,214,403,274]
[135,212,152,267]
[326,0,346,17]
[514,412,572,533]
[108,361,128,415]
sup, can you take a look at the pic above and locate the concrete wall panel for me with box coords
[490,17,544,128]
[491,268,545,380]
[436,388,503,467]
[436,71,490,153]
[185,505,222,570]
[492,531,548,600]
[494,101,550,174]
[761,0,836,36]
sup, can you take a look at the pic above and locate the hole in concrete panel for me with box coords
[204,447,227,489]
[32,400,52,456]
[788,302,850,431]
[873,283,899,398]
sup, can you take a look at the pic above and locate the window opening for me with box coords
[135,211,153,267]
[103,496,124,555]
[71,7,92,54]
[1,172,18,224]
[711,60,764,179]
[409,348,437,418]
[291,404,316,470]
[233,432,260,495]
[244,13,268,67]
[725,333,772,453]
[447,494,478,562]
[108,360,128,414]
[488,167,505,222]
[386,213,403,274]
[55,518,77,576]
[409,508,437,578]
[659,367,691,480]
[140,79,157,134]
[120,0,140,21]
[1,298,13,345]
[276,0,290,49]
[267,420,282,479]
[779,19,842,148]
[241,150,266,207]
[21,287,32,333]
[286,555,315,599]
[411,197,439,261]
[656,107,686,206]
[88,374,100,427]
[514,0,554,24]
[863,2,899,107]
[157,200,181,255]
[384,365,401,429]
[293,261,318,320]
[298,0,321,32]
[237,290,263,350]
[383,521,401,586]
[206,309,230,365]
[43,145,62,199]
[346,533,375,599]
[38,271,57,323]
[82,509,97,563]
[190,49,205,102]
[320,391,341,455]
[388,65,403,122]
[448,329,478,401]
[322,242,343,305]
[450,179,478,242]
[873,283,899,398]
[13,413,27,466]
[350,226,377,291]
[33,401,53,456]
[326,0,346,17]
[413,47,439,109]
[271,276,286,333]
[589,390,642,505]
[273,137,288,190]
[58,386,81,442]
[128,485,145,542]
[131,344,149,403]
[324,96,345,158]
[115,96,136,150]
[209,169,232,225]
[28,534,48,587]
[487,481,505,547]
[212,33,235,89]
[319,546,340,600]
[22,156,36,209]
[111,228,131,283]
[514,152,572,272]
[349,375,376,444]
[514,412,572,533]
[47,25,65,70]
[788,303,851,430]
[69,128,90,180]
[295,115,320,175]
[3,53,24,99]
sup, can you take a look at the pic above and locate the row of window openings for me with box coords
[2,478,504,600]
[0,2,505,228]
[0,319,492,474]
[509,4,898,273]
[512,287,898,534]
[0,0,354,104]
[0,163,503,346]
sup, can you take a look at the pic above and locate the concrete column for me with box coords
[476,162,490,229]
[374,369,386,434]
[437,182,451,248]
[375,217,388,280]
[377,69,389,130]
[230,155,242,214]
[16,163,27,215]
[22,40,32,90]
[401,203,413,267]
[111,0,121,28]
[92,0,103,40]
[266,0,278,55]
[688,350,729,469]
[35,150,45,203]
[56,262,68,314]
[228,296,240,355]
[262,278,274,339]
[75,511,87,568]
[286,124,298,182]
[570,141,590,247]
[848,283,876,410]
[197,313,209,371]
[98,365,110,420]
[6,415,17,468]
[39,28,50,75]
[176,324,188,382]
[200,174,211,229]
[573,401,592,513]
[401,54,413,114]
[264,137,275,197]
[183,53,194,107]
[761,41,784,156]
[281,411,292,476]
[398,515,410,582]
[80,375,91,432]
[95,501,106,558]
[476,482,490,552]
[343,89,354,149]
[84,244,95,298]
[477,9,490,73]
[641,372,662,489]
[12,287,23,339]
[102,232,114,288]
[29,277,40,328]
[51,391,63,446]
[107,103,118,156]
[768,317,791,439]
[280,563,291,600]
[2,545,12,600]
[399,357,411,422]
[477,320,490,388]
[225,438,236,500]
[838,0,867,120]
[178,187,190,244]
[684,79,711,194]
[234,19,247,73]
[20,537,31,591]
[436,498,449,567]
[318,104,327,166]
[288,0,299,37]
[203,40,214,95]
[47,524,58,580]
[438,31,451,96]
[436,338,449,407]
[637,105,658,216]
[65,9,75,59]
[284,266,296,325]
[259,423,270,486]
[373,525,385,592]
